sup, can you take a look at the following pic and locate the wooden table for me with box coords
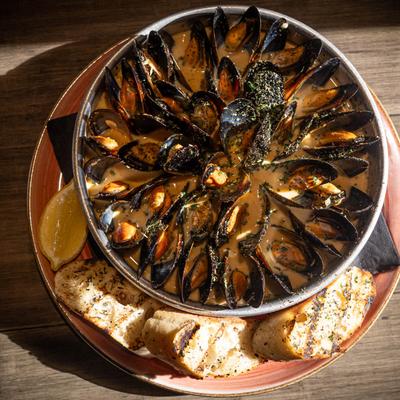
[1,0,399,398]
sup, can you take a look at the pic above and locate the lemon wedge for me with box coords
[38,181,87,271]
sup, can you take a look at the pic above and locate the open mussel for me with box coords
[188,91,224,141]
[224,6,260,55]
[217,57,241,103]
[271,38,322,75]
[257,225,323,289]
[202,152,251,202]
[250,18,288,63]
[158,134,202,175]
[84,156,119,184]
[211,7,229,64]
[88,109,132,155]
[100,201,144,249]
[220,98,258,164]
[285,57,340,102]
[289,208,358,257]
[339,186,373,215]
[118,140,161,171]
[333,156,369,177]
[222,256,249,309]
[154,80,190,114]
[303,130,380,160]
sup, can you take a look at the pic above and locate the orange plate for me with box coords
[27,40,400,396]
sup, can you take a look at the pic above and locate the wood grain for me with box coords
[0,0,399,398]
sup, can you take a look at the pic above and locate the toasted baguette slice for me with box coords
[252,266,376,361]
[143,309,260,378]
[55,260,160,350]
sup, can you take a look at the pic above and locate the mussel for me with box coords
[217,57,241,103]
[118,140,161,171]
[158,134,202,175]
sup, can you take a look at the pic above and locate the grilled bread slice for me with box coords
[252,266,376,361]
[55,260,160,350]
[142,309,260,378]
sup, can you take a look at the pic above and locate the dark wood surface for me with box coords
[1,1,399,398]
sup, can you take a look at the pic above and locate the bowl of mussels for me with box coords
[73,5,388,316]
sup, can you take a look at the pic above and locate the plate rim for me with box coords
[27,25,399,399]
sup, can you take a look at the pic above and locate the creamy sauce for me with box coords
[85,26,372,306]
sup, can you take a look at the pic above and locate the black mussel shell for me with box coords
[285,57,340,101]
[244,254,267,306]
[223,263,249,309]
[272,38,322,75]
[104,67,129,120]
[200,244,223,304]
[243,112,273,171]
[146,30,175,82]
[189,91,224,139]
[339,186,373,215]
[183,20,215,69]
[100,200,143,249]
[251,17,288,63]
[151,230,184,289]
[118,140,161,171]
[224,6,261,55]
[299,83,358,117]
[129,113,168,134]
[158,134,201,175]
[131,40,156,98]
[84,156,119,184]
[155,80,190,113]
[238,183,271,256]
[244,61,284,117]
[220,98,258,164]
[310,110,374,134]
[181,250,209,302]
[303,135,380,160]
[333,157,369,177]
[120,58,145,116]
[270,101,297,146]
[130,175,169,210]
[89,109,130,136]
[211,7,229,64]
[217,56,242,104]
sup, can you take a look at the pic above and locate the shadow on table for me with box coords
[1,0,399,397]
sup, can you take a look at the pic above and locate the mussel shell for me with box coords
[339,186,373,215]
[118,140,161,171]
[130,175,169,210]
[120,58,145,115]
[238,183,271,256]
[155,80,190,112]
[289,210,341,257]
[243,112,272,171]
[310,110,374,134]
[211,7,229,64]
[272,38,322,74]
[300,83,358,116]
[220,98,258,163]
[99,200,143,249]
[89,109,130,136]
[256,18,288,56]
[151,229,184,289]
[223,266,248,309]
[243,255,266,307]
[189,91,224,139]
[131,40,155,98]
[285,57,340,101]
[94,181,134,201]
[266,225,323,276]
[104,67,129,120]
[129,113,168,134]
[158,134,202,175]
[333,157,369,177]
[200,244,223,304]
[146,30,175,82]
[84,156,119,184]
[224,5,261,55]
[303,135,380,159]
[244,61,284,117]
[217,57,242,103]
[270,101,297,145]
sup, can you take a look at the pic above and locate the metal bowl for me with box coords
[73,6,388,317]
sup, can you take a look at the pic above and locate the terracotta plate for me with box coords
[28,40,400,396]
